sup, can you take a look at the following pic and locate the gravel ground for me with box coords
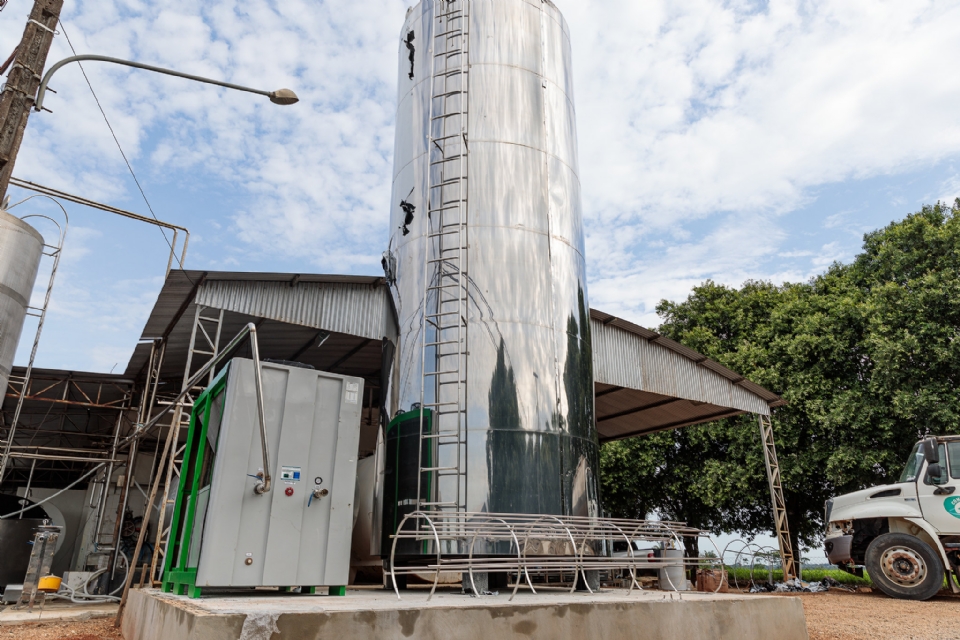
[779,589,960,640]
[4,589,960,639]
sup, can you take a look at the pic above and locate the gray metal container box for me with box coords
[193,358,363,588]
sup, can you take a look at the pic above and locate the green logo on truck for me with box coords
[944,496,960,518]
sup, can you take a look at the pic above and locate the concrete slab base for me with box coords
[121,587,808,640]
[0,601,117,625]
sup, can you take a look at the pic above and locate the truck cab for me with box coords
[825,436,960,600]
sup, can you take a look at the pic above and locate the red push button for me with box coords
[285,487,294,496]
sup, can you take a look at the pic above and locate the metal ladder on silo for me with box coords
[416,0,471,516]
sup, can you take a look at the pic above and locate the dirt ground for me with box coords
[776,588,960,640]
[4,590,960,639]
[0,616,120,640]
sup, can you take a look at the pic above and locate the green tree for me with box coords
[601,201,960,552]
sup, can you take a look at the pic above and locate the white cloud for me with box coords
[2,0,958,370]
[568,0,960,325]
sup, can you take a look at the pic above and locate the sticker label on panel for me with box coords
[945,496,960,519]
[345,381,359,405]
[280,466,301,482]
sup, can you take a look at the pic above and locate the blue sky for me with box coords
[4,0,960,381]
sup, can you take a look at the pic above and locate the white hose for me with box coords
[50,549,129,603]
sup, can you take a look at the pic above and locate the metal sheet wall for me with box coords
[195,280,390,341]
[591,320,771,416]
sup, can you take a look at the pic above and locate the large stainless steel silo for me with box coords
[381,0,599,552]
[0,209,43,396]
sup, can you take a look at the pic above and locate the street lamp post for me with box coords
[34,54,299,112]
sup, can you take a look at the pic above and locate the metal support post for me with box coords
[111,339,164,576]
[0,0,63,201]
[758,413,796,581]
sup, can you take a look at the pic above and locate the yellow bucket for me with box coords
[37,575,62,592]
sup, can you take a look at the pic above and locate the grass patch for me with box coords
[723,566,872,587]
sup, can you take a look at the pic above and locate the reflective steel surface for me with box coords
[381,0,599,551]
[0,210,43,394]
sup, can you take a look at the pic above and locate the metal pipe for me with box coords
[94,408,129,545]
[249,326,270,494]
[0,462,106,518]
[166,229,178,278]
[5,452,121,463]
[34,55,298,112]
[8,178,188,234]
[4,445,118,454]
[112,339,161,574]
[20,458,36,519]
[114,416,179,624]
[120,323,270,492]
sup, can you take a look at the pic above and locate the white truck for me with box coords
[825,436,960,600]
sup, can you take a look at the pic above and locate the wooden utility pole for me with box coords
[0,0,64,203]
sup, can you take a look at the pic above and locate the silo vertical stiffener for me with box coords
[381,0,599,554]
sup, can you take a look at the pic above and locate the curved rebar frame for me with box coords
[697,534,727,593]
[465,516,524,600]
[607,521,641,593]
[520,514,581,595]
[385,512,715,600]
[390,511,444,601]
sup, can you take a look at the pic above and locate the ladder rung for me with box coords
[424,339,461,347]
[429,174,465,185]
[430,155,465,165]
[431,90,465,99]
[423,401,460,408]
[427,207,463,217]
[434,49,466,59]
[438,379,467,386]
[418,501,459,507]
[423,370,460,377]
[421,466,458,472]
[422,432,462,440]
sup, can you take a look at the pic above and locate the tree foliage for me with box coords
[600,201,960,550]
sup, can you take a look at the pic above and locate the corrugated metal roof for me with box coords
[590,309,784,442]
[125,270,394,379]
[120,270,783,445]
[195,279,388,339]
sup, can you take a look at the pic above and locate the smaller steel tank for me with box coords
[0,209,44,395]
[0,495,50,588]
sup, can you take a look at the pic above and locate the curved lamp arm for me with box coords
[35,54,298,111]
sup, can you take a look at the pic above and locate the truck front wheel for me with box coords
[865,533,944,601]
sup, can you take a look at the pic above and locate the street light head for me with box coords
[269,89,299,105]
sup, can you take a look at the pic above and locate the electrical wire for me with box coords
[56,20,193,283]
